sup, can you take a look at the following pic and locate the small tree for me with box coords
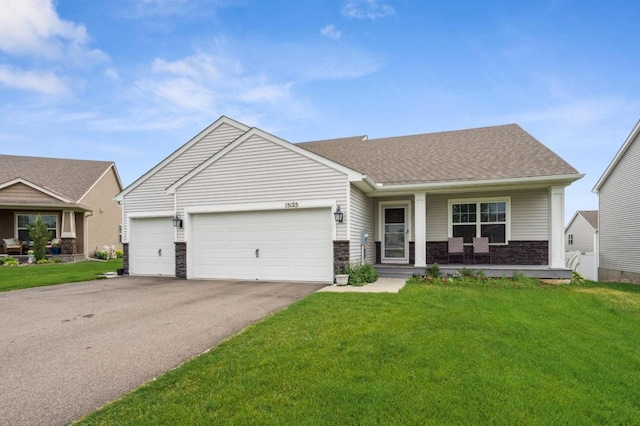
[28,215,52,261]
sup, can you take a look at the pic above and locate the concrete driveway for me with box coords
[0,277,324,426]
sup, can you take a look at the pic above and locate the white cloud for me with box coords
[104,68,121,82]
[342,0,395,20]
[0,65,69,95]
[320,24,342,40]
[0,0,90,58]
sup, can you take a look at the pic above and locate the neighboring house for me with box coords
[116,116,582,282]
[593,119,640,281]
[0,155,123,258]
[565,210,598,253]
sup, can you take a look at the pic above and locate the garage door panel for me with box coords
[191,208,332,282]
[130,217,175,276]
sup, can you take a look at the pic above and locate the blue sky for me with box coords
[1,0,638,223]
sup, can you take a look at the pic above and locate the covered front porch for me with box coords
[368,187,571,279]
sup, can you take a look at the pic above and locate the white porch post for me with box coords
[549,186,565,268]
[414,192,426,268]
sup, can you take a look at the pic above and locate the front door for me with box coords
[382,206,408,263]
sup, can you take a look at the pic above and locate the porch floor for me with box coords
[375,263,572,280]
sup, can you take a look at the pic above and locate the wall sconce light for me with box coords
[172,213,183,228]
[333,205,344,223]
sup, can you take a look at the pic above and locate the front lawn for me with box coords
[0,259,123,292]
[78,278,640,425]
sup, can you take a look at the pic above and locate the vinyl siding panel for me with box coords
[122,123,245,240]
[425,189,549,241]
[0,183,66,205]
[599,131,640,274]
[176,134,349,240]
[565,216,596,253]
[349,185,375,264]
[79,167,122,253]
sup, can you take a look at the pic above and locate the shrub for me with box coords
[346,263,378,286]
[95,250,110,260]
[1,256,19,266]
[571,270,585,285]
[28,215,52,262]
[459,267,475,278]
[115,249,124,259]
[425,263,441,279]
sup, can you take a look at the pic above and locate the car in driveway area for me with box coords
[0,277,324,426]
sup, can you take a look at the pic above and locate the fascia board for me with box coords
[565,211,580,232]
[81,164,122,203]
[368,173,585,196]
[0,178,74,203]
[115,116,250,201]
[167,127,371,194]
[592,119,640,193]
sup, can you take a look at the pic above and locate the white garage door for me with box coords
[191,208,333,282]
[129,217,175,276]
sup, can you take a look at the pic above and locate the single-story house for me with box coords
[0,155,123,258]
[116,116,582,282]
[565,210,598,254]
[593,119,640,281]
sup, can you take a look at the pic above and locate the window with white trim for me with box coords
[450,199,509,244]
[17,214,58,241]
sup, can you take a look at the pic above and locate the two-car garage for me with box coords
[128,208,334,283]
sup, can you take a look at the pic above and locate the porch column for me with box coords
[414,192,426,268]
[549,186,565,268]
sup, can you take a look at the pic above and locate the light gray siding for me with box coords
[425,189,549,241]
[349,185,375,264]
[122,123,245,240]
[599,130,640,275]
[176,134,349,239]
[565,215,596,253]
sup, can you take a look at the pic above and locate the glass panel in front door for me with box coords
[384,207,406,260]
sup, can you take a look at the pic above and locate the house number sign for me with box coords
[284,202,299,208]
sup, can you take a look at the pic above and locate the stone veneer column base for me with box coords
[175,242,187,278]
[333,240,350,270]
[122,243,129,275]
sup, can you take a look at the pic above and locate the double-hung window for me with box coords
[450,198,509,244]
[17,213,58,241]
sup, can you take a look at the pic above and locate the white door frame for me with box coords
[379,201,411,264]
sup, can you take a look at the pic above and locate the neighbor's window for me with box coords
[451,200,508,244]
[17,214,58,241]
[568,234,574,245]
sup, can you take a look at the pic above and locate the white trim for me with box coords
[414,193,426,267]
[378,200,411,264]
[80,164,123,203]
[447,196,512,245]
[184,199,339,242]
[1,178,74,204]
[15,212,60,240]
[549,186,565,268]
[593,119,640,193]
[60,210,76,238]
[115,116,250,202]
[167,127,368,194]
[370,174,584,196]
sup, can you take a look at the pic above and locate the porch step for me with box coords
[374,264,573,280]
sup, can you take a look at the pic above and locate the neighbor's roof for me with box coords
[578,210,598,229]
[0,155,120,202]
[298,124,580,185]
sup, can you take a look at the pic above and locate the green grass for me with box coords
[78,278,640,425]
[0,259,123,292]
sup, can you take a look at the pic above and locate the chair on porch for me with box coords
[473,237,491,264]
[2,238,22,255]
[447,237,465,264]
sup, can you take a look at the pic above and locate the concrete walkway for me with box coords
[317,277,407,293]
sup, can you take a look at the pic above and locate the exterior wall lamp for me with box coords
[172,213,183,228]
[333,205,344,223]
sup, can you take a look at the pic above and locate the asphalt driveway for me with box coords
[0,277,324,426]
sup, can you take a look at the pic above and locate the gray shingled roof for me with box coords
[298,124,579,185]
[0,155,116,202]
[578,210,598,229]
